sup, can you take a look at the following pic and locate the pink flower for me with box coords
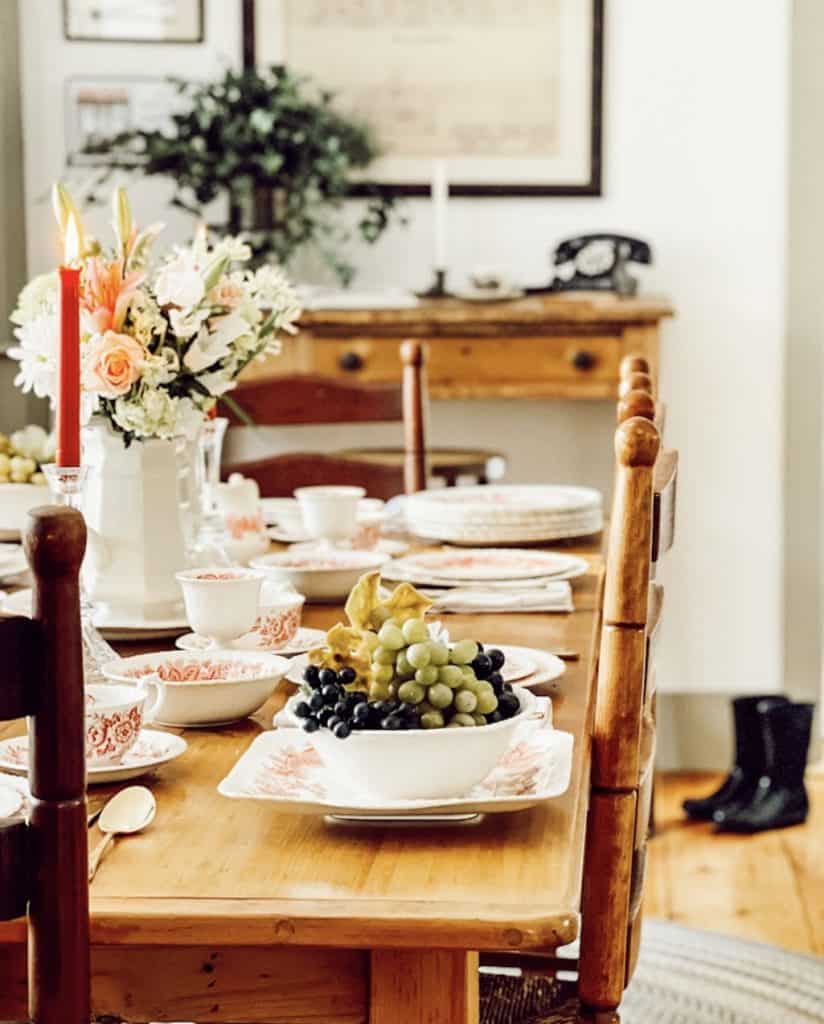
[83,330,145,398]
[82,257,145,334]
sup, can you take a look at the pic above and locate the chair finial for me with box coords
[620,353,650,378]
[615,416,660,467]
[617,389,656,425]
[400,339,425,367]
[23,505,86,580]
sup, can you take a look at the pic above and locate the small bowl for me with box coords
[176,567,264,643]
[295,485,365,543]
[250,549,389,603]
[290,686,535,800]
[103,650,290,727]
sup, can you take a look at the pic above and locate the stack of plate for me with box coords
[404,485,603,545]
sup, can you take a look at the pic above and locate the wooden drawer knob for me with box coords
[571,350,597,371]
[339,351,365,372]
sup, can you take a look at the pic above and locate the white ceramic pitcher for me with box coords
[82,419,188,622]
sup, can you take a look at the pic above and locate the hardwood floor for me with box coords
[647,773,824,955]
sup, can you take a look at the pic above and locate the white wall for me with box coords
[17,0,789,699]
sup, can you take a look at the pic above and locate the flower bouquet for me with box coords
[9,185,301,445]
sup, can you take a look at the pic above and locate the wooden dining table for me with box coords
[0,536,603,1024]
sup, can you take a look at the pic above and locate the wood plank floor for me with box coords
[647,773,824,954]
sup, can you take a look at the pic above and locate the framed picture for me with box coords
[65,77,186,164]
[272,0,603,196]
[64,0,204,44]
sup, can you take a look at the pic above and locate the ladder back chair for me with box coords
[0,506,90,1024]
[221,341,428,499]
[481,414,677,1022]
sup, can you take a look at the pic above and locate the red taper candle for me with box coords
[57,261,81,467]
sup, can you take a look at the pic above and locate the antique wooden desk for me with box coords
[244,292,672,401]
[0,541,603,1023]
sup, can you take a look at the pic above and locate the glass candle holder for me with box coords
[189,417,233,566]
[42,463,117,683]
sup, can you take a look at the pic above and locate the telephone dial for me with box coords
[541,233,653,297]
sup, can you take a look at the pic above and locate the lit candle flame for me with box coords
[64,212,81,265]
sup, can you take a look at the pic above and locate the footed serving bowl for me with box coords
[103,650,290,727]
[289,686,536,801]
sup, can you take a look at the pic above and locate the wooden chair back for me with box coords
[222,340,427,497]
[577,417,661,1016]
[0,506,90,1024]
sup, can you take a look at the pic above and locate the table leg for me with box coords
[370,949,478,1023]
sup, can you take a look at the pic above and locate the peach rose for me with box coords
[208,279,245,309]
[82,330,145,398]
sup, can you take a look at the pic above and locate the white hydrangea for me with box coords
[251,265,301,335]
[7,313,59,400]
[210,235,253,265]
[113,388,180,440]
[128,291,167,347]
[141,347,179,387]
[10,272,59,326]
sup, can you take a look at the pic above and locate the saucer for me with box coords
[1,588,189,640]
[0,729,187,785]
[218,721,573,817]
[0,773,28,817]
[176,626,327,656]
[0,544,27,580]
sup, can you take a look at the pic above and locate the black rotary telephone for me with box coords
[537,233,653,297]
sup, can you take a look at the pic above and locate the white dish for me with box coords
[387,549,585,583]
[0,774,27,817]
[102,650,290,728]
[0,545,28,580]
[250,548,390,603]
[1,588,189,639]
[176,625,327,656]
[286,537,409,558]
[385,564,589,590]
[219,714,573,816]
[0,483,51,538]
[452,287,525,303]
[491,645,566,688]
[0,729,187,785]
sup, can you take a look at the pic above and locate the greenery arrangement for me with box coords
[79,65,401,284]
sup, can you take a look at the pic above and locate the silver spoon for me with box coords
[88,786,156,882]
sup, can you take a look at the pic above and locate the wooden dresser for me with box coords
[244,292,673,400]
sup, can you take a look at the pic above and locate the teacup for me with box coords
[295,486,365,544]
[85,683,156,765]
[176,567,264,644]
[245,586,305,649]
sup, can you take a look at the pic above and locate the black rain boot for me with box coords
[682,695,789,821]
[714,701,814,833]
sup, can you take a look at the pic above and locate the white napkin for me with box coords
[431,581,574,614]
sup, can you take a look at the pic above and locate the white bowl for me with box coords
[292,686,536,800]
[250,549,389,603]
[103,649,289,727]
[0,483,50,539]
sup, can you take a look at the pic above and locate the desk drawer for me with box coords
[310,334,622,399]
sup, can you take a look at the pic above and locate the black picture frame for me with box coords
[63,0,205,44]
[343,0,604,199]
